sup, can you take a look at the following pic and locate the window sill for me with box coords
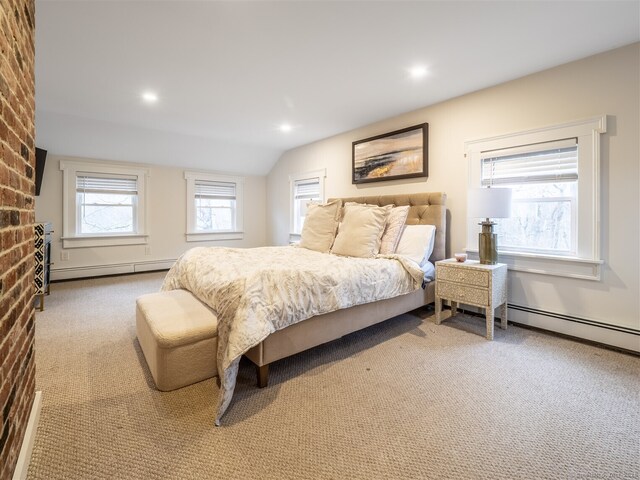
[62,234,148,249]
[464,248,603,281]
[186,231,244,242]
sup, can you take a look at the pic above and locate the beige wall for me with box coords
[267,43,640,345]
[35,156,267,279]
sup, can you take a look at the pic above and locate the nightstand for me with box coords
[435,259,508,340]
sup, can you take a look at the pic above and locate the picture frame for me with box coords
[352,123,428,184]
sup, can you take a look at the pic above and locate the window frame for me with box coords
[60,160,149,248]
[289,169,326,242]
[185,171,244,242]
[465,115,606,280]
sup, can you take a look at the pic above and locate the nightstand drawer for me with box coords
[437,281,488,306]
[437,265,489,287]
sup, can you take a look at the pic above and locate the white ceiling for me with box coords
[35,1,640,175]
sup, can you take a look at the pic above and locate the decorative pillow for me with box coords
[341,201,386,221]
[299,200,342,253]
[331,204,392,258]
[395,224,437,266]
[379,206,410,254]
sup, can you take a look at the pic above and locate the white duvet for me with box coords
[161,245,425,424]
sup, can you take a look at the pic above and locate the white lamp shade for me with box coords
[468,187,512,219]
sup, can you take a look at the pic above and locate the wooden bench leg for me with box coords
[257,364,269,388]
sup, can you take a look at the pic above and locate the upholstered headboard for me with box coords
[328,192,447,263]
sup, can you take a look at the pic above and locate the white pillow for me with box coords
[379,206,410,255]
[299,200,341,253]
[395,224,437,266]
[331,204,392,258]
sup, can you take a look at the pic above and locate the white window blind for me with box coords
[195,181,236,199]
[76,174,138,194]
[294,179,320,200]
[481,138,577,186]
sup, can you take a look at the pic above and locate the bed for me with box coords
[162,192,447,424]
[245,193,446,380]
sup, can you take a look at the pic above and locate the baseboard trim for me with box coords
[51,259,176,281]
[133,260,175,273]
[508,304,639,353]
[12,391,42,480]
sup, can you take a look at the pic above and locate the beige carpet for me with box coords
[27,272,639,479]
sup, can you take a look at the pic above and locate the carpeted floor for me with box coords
[27,272,639,479]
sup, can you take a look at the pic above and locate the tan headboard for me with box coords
[328,192,447,263]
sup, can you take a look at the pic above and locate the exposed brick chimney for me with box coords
[0,0,36,478]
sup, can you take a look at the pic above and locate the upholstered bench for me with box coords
[136,289,218,391]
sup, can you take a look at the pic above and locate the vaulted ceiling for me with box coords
[35,1,640,175]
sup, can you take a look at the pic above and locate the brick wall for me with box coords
[0,0,36,478]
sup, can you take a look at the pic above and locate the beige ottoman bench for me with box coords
[136,289,218,391]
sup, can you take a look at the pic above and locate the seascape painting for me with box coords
[352,123,428,184]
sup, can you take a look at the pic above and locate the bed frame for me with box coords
[244,192,447,387]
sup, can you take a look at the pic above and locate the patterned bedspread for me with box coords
[161,246,425,424]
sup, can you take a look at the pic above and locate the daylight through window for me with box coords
[76,174,138,235]
[481,139,578,255]
[194,180,236,232]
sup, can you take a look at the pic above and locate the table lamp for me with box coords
[468,187,512,264]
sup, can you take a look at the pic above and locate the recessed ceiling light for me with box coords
[141,91,158,103]
[279,123,292,133]
[409,66,427,79]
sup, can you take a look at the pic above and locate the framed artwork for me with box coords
[352,123,428,184]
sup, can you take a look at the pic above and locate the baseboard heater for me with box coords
[51,259,176,281]
[507,303,639,353]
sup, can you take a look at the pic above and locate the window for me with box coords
[76,174,138,235]
[60,160,148,248]
[292,178,321,234]
[481,139,578,256]
[185,172,244,241]
[466,116,606,280]
[289,169,326,238]
[194,180,236,232]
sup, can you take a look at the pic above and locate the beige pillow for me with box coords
[299,200,342,253]
[341,201,389,221]
[331,204,392,258]
[379,206,410,254]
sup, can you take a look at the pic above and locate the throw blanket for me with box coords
[161,246,425,424]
